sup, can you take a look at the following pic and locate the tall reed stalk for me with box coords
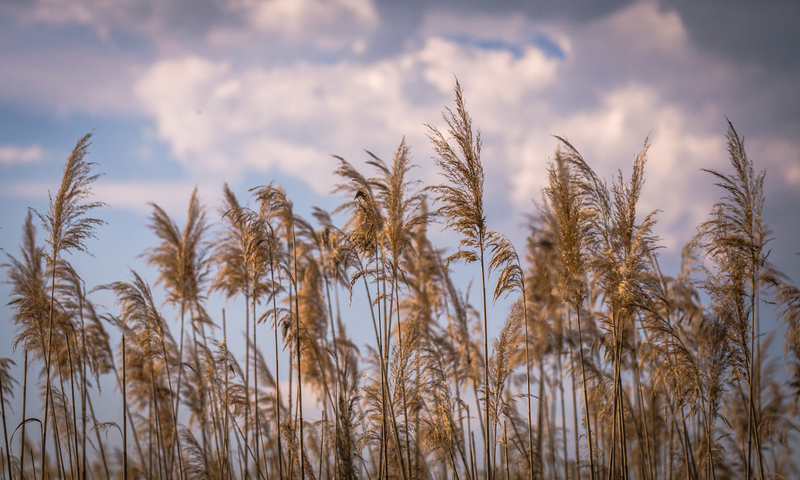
[36,133,104,479]
[546,145,596,480]
[428,79,500,480]
[144,187,211,479]
[696,121,767,479]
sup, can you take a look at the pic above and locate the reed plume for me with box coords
[427,78,500,480]
[545,145,597,480]
[695,120,768,479]
[103,270,180,479]
[144,187,212,478]
[489,233,535,479]
[36,132,105,479]
[770,273,800,397]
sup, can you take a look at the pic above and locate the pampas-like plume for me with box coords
[4,214,48,478]
[427,78,499,480]
[555,135,660,480]
[0,357,17,480]
[252,183,309,479]
[144,187,212,327]
[333,150,413,480]
[4,214,49,479]
[545,146,597,480]
[212,184,251,303]
[6,211,48,361]
[182,427,222,479]
[771,277,800,397]
[487,304,522,428]
[103,270,181,478]
[38,134,105,260]
[369,138,427,473]
[144,187,212,478]
[418,327,469,476]
[695,120,768,479]
[37,133,105,479]
[488,234,535,478]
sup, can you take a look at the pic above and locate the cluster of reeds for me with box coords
[2,82,800,480]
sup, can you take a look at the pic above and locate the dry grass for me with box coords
[3,84,800,480]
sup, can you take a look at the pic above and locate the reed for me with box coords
[3,105,800,480]
[427,79,501,480]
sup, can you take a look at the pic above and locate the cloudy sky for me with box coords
[1,0,799,378]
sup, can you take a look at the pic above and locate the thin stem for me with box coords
[123,334,128,480]
[575,306,596,480]
[479,243,492,480]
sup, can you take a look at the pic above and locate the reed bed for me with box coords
[2,84,799,480]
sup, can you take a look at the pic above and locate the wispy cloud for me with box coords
[2,179,219,217]
[0,145,44,165]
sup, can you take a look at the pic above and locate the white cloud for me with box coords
[91,181,221,216]
[134,37,562,192]
[8,0,798,259]
[598,1,690,58]
[237,0,378,38]
[132,0,800,254]
[0,145,43,165]
[2,179,218,217]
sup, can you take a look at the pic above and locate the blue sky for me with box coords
[1,0,799,423]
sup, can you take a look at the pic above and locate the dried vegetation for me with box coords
[2,85,799,480]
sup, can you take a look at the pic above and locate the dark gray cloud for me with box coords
[666,0,800,73]
[0,0,240,36]
[370,0,800,80]
[5,0,798,83]
[376,0,633,23]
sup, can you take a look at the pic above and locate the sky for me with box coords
[1,0,799,427]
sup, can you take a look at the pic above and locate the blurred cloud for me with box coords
[0,144,43,164]
[3,178,218,217]
[228,0,377,38]
[121,0,800,253]
[15,0,379,49]
[0,0,798,259]
[133,36,560,191]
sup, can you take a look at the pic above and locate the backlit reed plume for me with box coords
[104,270,179,479]
[333,153,410,480]
[427,78,500,480]
[210,184,257,477]
[5,211,47,479]
[489,233,535,478]
[771,272,800,398]
[5,91,800,480]
[143,187,211,478]
[253,183,309,479]
[367,138,427,473]
[545,145,597,480]
[694,120,767,479]
[1,357,17,479]
[36,132,104,479]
